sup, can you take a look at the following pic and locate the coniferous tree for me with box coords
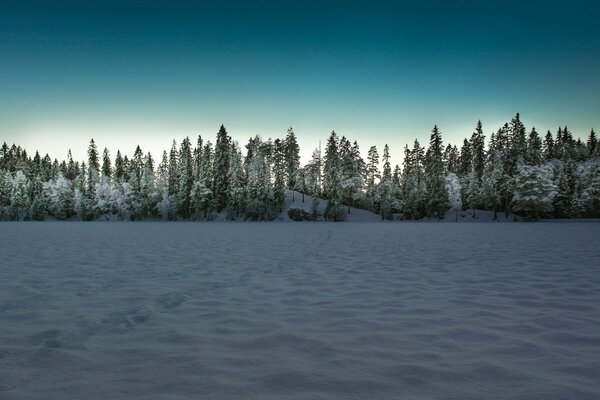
[378,144,393,219]
[480,149,504,219]
[425,125,449,218]
[581,165,600,217]
[213,125,231,212]
[30,174,47,220]
[512,164,556,220]
[10,171,30,220]
[284,128,300,194]
[553,161,577,218]
[102,148,112,180]
[140,153,156,218]
[155,151,171,219]
[543,130,555,161]
[587,129,597,157]
[194,135,203,180]
[114,150,125,182]
[323,131,344,221]
[526,128,543,165]
[227,143,246,219]
[508,113,527,175]
[470,120,486,181]
[272,138,286,211]
[177,137,194,219]
[365,145,380,212]
[167,139,179,201]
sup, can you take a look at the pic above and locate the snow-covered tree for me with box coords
[10,171,30,220]
[323,131,344,221]
[44,173,73,220]
[425,126,448,218]
[213,125,231,211]
[445,172,462,220]
[512,164,557,220]
[227,143,246,219]
[284,127,300,194]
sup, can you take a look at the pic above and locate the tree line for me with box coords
[1,114,599,221]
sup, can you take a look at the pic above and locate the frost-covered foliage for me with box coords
[512,164,557,220]
[0,116,598,221]
[445,173,462,213]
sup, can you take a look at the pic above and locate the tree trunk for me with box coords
[302,192,304,203]
[348,205,351,214]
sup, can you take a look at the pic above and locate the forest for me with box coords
[1,113,599,222]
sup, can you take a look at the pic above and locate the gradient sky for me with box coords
[1,0,599,166]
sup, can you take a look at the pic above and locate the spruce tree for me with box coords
[114,150,125,182]
[323,131,344,221]
[272,138,286,211]
[227,144,246,219]
[470,120,486,181]
[587,129,597,157]
[102,148,112,180]
[177,137,194,219]
[526,127,543,165]
[512,164,556,220]
[284,127,300,193]
[425,125,449,218]
[378,144,393,219]
[213,125,231,211]
[543,130,555,161]
[365,145,380,212]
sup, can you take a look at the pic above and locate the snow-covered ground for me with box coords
[1,222,599,399]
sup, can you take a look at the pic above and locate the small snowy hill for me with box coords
[279,190,382,222]
[280,190,521,222]
[215,190,521,222]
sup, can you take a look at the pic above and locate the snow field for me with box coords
[1,222,599,399]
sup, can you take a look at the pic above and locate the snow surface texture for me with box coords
[1,222,599,399]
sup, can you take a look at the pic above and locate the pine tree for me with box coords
[306,148,322,198]
[284,127,300,194]
[114,150,125,182]
[458,139,472,177]
[365,145,380,212]
[30,174,47,221]
[526,127,543,165]
[102,148,112,180]
[245,142,271,220]
[10,171,30,220]
[480,149,504,219]
[543,130,555,161]
[587,129,597,158]
[581,165,600,217]
[512,164,556,220]
[323,131,344,221]
[140,152,156,218]
[508,113,527,175]
[155,151,171,219]
[401,140,426,219]
[340,140,365,213]
[194,135,203,180]
[378,144,393,219]
[272,138,286,211]
[213,125,231,211]
[65,150,76,180]
[44,173,73,220]
[177,137,194,219]
[470,120,486,181]
[227,143,246,219]
[167,140,179,197]
[445,172,462,220]
[425,125,449,218]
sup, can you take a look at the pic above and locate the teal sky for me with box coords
[1,1,599,166]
